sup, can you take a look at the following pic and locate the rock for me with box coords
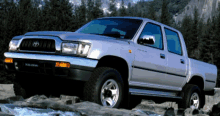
[0,112,14,116]
[141,99,156,104]
[60,95,80,104]
[176,109,185,115]
[39,95,47,99]
[3,88,219,116]
[133,99,177,115]
[73,102,148,116]
[131,109,149,116]
[0,104,19,115]
[184,108,196,115]
[209,102,220,116]
[0,99,10,104]
[184,108,205,116]
[25,95,40,103]
[0,84,15,100]
[6,96,24,103]
[164,107,175,116]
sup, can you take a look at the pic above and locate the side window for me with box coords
[165,28,182,55]
[138,23,163,49]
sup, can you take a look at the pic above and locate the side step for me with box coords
[129,88,182,99]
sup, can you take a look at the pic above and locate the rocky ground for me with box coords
[0,84,220,116]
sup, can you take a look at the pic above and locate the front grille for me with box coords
[15,60,55,75]
[19,39,55,52]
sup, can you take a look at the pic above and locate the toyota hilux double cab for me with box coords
[4,17,217,109]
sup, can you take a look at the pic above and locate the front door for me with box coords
[131,22,168,89]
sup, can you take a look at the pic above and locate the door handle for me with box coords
[160,54,165,59]
[180,59,185,64]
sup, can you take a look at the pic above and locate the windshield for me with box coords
[76,18,143,39]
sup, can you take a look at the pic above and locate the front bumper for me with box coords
[4,52,98,81]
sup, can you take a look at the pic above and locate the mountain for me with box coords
[36,0,134,14]
[173,0,220,23]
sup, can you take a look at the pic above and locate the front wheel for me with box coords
[83,67,124,108]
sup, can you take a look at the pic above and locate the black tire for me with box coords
[83,67,124,108]
[14,82,27,98]
[178,84,204,110]
[13,73,32,99]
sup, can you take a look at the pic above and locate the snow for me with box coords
[13,107,78,116]
[0,104,79,116]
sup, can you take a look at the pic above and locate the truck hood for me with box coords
[24,31,131,44]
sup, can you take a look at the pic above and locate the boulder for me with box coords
[0,84,15,100]
[209,102,220,116]
[1,85,219,116]
[184,108,208,116]
[7,96,24,103]
[12,95,150,116]
[133,99,178,115]
[60,95,80,104]
[0,112,14,116]
[164,107,175,116]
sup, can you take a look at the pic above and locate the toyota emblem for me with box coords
[32,41,39,47]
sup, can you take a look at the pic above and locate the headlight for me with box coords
[9,40,19,51]
[62,42,91,56]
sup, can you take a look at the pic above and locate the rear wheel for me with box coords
[178,84,204,109]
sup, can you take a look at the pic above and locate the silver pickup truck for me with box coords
[4,17,217,109]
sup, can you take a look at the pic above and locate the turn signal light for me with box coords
[55,62,70,68]
[4,58,13,63]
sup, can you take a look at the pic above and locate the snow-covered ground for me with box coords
[0,104,80,116]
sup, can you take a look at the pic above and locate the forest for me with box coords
[0,0,220,87]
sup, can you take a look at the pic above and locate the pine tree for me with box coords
[161,0,171,26]
[189,7,200,58]
[213,4,220,68]
[119,0,127,16]
[214,4,220,87]
[199,18,211,63]
[87,0,94,22]
[18,0,33,33]
[0,0,20,59]
[109,0,117,17]
[180,14,193,57]
[76,0,87,27]
[73,5,81,29]
[148,1,157,20]
[93,0,104,19]
[127,2,133,16]
[41,0,74,31]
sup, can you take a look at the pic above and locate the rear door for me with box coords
[164,28,187,88]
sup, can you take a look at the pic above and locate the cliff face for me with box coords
[173,0,220,23]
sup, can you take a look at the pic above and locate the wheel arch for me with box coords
[186,75,205,91]
[95,55,130,85]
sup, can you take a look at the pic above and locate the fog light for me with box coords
[4,58,13,63]
[14,62,19,70]
[5,65,8,69]
[55,62,70,68]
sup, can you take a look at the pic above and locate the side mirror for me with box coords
[139,35,155,45]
